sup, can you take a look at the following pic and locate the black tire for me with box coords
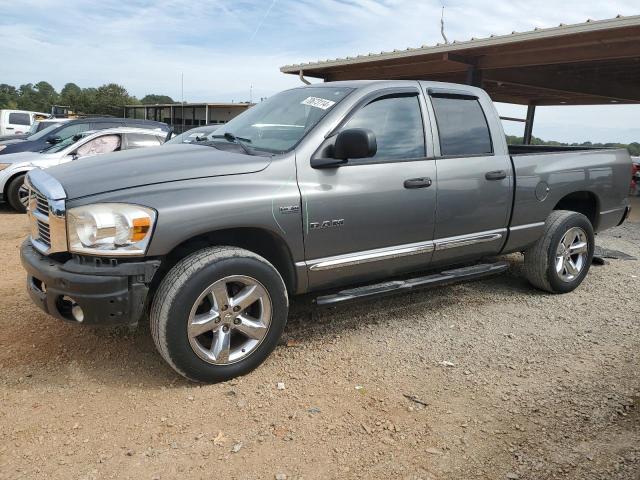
[7,174,27,213]
[523,210,594,293]
[150,246,288,383]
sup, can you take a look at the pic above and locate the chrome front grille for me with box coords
[25,170,67,255]
[35,191,49,216]
[36,217,51,245]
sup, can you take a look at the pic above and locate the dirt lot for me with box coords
[0,202,639,480]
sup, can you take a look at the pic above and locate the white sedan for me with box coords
[0,127,167,212]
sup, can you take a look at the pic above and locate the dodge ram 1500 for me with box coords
[20,80,631,382]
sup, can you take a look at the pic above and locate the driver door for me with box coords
[297,88,438,290]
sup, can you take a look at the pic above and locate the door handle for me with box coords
[6,127,14,130]
[404,177,432,189]
[485,170,507,180]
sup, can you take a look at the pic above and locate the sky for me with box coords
[1,0,639,143]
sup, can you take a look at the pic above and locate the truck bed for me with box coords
[504,147,631,256]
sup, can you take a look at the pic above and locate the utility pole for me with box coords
[181,72,184,134]
[440,6,449,44]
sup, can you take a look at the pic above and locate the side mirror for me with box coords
[310,128,377,169]
[47,135,62,144]
[334,128,376,160]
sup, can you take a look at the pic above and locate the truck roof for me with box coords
[296,79,487,97]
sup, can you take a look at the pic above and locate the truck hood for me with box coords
[45,144,272,199]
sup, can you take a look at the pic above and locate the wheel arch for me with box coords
[2,168,32,198]
[150,227,298,297]
[552,190,600,229]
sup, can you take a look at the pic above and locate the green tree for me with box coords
[141,94,174,104]
[32,81,59,112]
[0,84,18,109]
[16,83,37,111]
[60,83,82,111]
[93,83,136,116]
[79,87,98,113]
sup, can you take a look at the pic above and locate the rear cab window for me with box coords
[430,95,493,156]
[9,113,31,126]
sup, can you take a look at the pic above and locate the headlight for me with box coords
[67,203,156,256]
[0,162,10,171]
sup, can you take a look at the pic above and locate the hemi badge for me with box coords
[279,205,300,214]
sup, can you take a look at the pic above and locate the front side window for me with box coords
[75,134,121,157]
[211,86,353,153]
[9,113,30,125]
[43,132,92,153]
[431,96,493,156]
[341,94,425,162]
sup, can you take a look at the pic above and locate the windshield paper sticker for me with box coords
[301,96,336,110]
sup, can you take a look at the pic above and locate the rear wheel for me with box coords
[150,246,288,383]
[7,174,27,213]
[524,210,594,293]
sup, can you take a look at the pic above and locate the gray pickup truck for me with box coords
[20,80,631,382]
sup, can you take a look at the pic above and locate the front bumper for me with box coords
[20,240,160,326]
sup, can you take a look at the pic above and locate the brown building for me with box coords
[124,102,253,133]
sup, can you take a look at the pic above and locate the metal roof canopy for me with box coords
[281,15,640,108]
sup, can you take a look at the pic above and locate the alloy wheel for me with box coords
[555,227,588,282]
[187,275,272,365]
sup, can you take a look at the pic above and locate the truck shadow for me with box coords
[0,202,22,214]
[4,255,540,389]
[285,255,537,343]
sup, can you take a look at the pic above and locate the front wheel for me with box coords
[150,247,288,382]
[7,174,28,213]
[523,210,594,293]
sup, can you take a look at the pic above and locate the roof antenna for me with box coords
[440,6,449,44]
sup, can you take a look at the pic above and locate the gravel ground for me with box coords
[0,202,638,480]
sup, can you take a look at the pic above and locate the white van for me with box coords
[0,110,49,136]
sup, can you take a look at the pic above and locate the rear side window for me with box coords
[125,133,161,149]
[431,96,492,156]
[342,94,425,162]
[9,113,30,125]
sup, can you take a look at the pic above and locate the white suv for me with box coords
[0,110,48,136]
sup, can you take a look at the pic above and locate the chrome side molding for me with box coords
[307,229,505,271]
[309,241,435,271]
[435,230,504,250]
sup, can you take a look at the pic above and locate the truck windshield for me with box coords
[211,86,353,153]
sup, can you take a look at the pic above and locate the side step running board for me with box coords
[315,261,509,306]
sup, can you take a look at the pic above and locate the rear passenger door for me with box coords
[424,87,513,265]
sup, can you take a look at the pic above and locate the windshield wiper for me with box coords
[209,132,253,154]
